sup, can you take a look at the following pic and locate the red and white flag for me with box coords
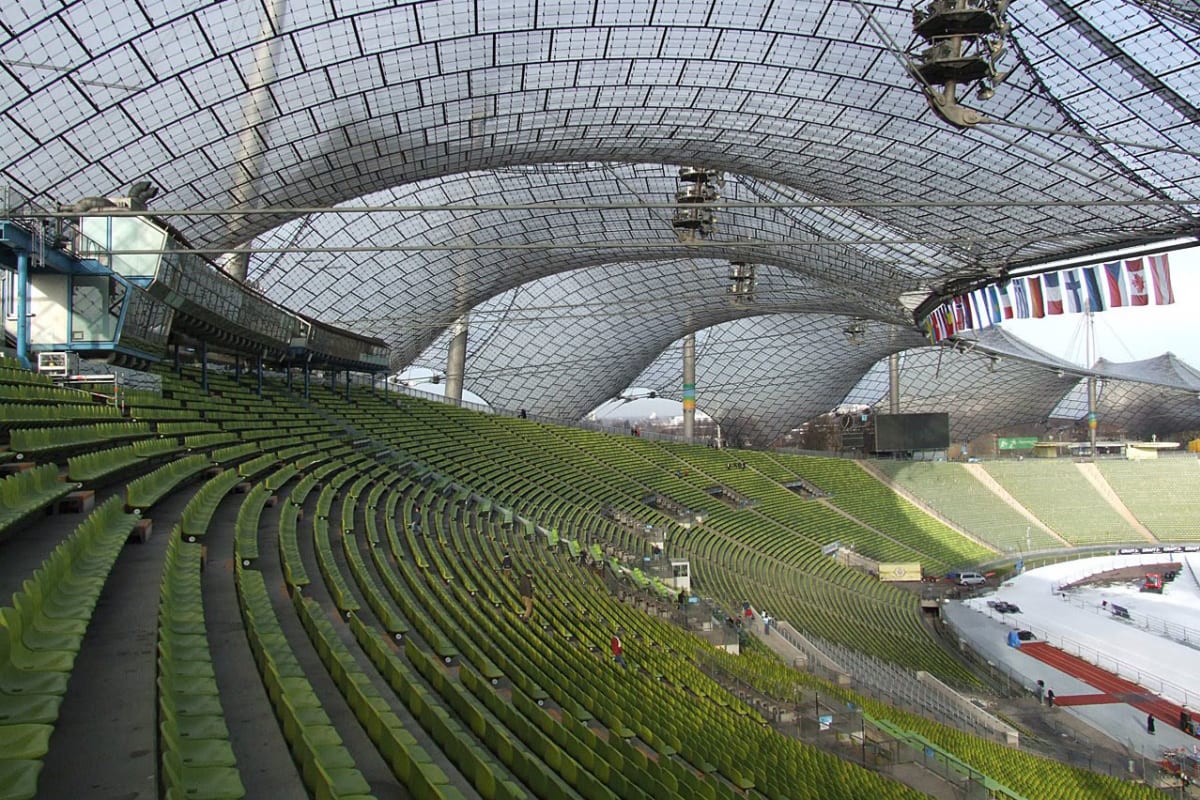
[1149,253,1174,305]
[1126,258,1148,306]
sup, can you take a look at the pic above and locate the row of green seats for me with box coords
[0,384,99,405]
[211,443,260,466]
[341,530,407,640]
[66,437,183,483]
[128,406,196,421]
[294,597,469,799]
[180,468,248,540]
[235,483,272,565]
[0,367,52,387]
[0,403,123,427]
[0,497,141,799]
[0,464,77,536]
[125,454,211,510]
[234,566,374,799]
[184,432,239,450]
[158,532,245,799]
[312,514,360,617]
[156,422,221,437]
[278,499,310,589]
[8,421,153,454]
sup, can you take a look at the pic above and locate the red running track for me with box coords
[1022,641,1183,724]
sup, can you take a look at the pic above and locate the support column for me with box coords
[444,316,468,403]
[233,356,241,384]
[15,251,30,369]
[303,361,310,400]
[256,354,264,399]
[345,370,351,402]
[1086,311,1098,461]
[200,340,208,394]
[888,353,901,414]
[173,343,181,374]
[682,333,696,442]
[286,366,292,392]
[1087,376,1098,461]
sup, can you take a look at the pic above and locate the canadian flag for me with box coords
[1126,258,1148,306]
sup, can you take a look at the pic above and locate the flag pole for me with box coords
[1086,310,1098,462]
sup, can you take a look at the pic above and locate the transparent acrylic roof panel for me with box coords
[847,346,1085,442]
[406,259,907,427]
[249,164,920,366]
[1092,381,1200,437]
[2,0,1196,274]
[628,314,928,446]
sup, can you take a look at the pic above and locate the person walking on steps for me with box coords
[611,632,627,669]
[519,570,534,620]
[1148,714,1156,735]
[1046,690,1055,708]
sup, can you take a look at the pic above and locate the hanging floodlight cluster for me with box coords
[728,261,756,305]
[908,0,1013,128]
[671,167,723,242]
[844,319,867,345]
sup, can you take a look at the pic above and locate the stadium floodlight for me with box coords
[844,319,866,345]
[907,0,1014,128]
[671,167,723,243]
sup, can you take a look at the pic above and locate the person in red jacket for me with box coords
[610,632,627,669]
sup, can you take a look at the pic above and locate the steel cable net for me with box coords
[2,0,1198,437]
[412,295,928,443]
[1086,356,1200,437]
[246,165,921,366]
[1,0,1195,256]
[846,343,1085,442]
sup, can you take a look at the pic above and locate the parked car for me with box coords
[958,572,987,586]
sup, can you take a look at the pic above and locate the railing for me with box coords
[974,605,1199,708]
[1045,581,1200,649]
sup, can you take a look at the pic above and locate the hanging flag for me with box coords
[1104,262,1128,307]
[1042,272,1064,315]
[1149,253,1174,305]
[987,286,1002,324]
[1013,279,1030,318]
[1126,258,1148,306]
[953,296,966,330]
[929,310,947,342]
[1063,269,1084,313]
[998,282,1014,319]
[943,305,956,337]
[1027,275,1045,318]
[1083,266,1106,312]
[972,291,988,328]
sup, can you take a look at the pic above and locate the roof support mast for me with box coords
[1087,312,1098,461]
[682,334,696,442]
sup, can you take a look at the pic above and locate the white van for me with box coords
[958,572,987,586]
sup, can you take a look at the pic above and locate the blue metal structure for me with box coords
[0,210,390,375]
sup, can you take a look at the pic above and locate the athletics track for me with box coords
[1021,641,1186,726]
